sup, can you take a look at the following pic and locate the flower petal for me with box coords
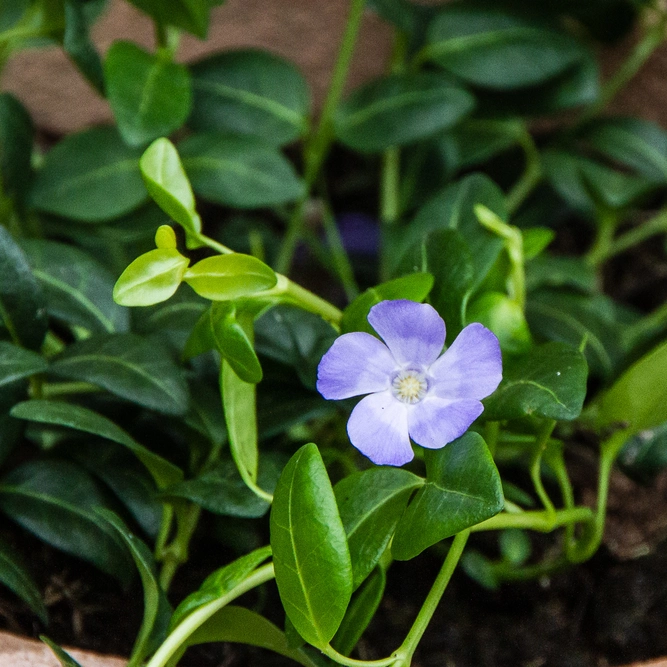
[347,391,413,466]
[317,332,396,400]
[408,397,483,449]
[367,300,445,367]
[429,323,502,400]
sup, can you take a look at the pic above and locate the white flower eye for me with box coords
[391,370,428,404]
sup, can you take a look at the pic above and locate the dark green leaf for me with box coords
[0,535,47,622]
[332,567,386,657]
[49,333,190,415]
[189,49,310,145]
[499,529,531,565]
[335,467,422,589]
[392,432,503,560]
[178,605,319,667]
[618,421,667,484]
[21,239,130,333]
[398,229,473,341]
[125,0,215,38]
[63,0,104,93]
[334,72,474,152]
[180,133,306,208]
[0,460,133,584]
[525,255,597,293]
[0,92,33,204]
[105,41,192,146]
[483,342,588,421]
[255,305,338,388]
[341,273,434,336]
[597,339,667,436]
[0,342,47,388]
[40,637,83,667]
[98,510,171,665]
[170,546,272,630]
[424,3,586,89]
[0,226,47,350]
[11,399,183,489]
[30,127,147,221]
[270,443,352,648]
[392,173,505,287]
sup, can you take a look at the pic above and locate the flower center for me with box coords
[391,369,428,404]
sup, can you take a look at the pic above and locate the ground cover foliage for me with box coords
[2,0,667,665]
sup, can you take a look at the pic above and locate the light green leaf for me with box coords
[40,637,83,667]
[184,253,277,301]
[105,41,191,146]
[11,399,183,489]
[0,342,47,388]
[30,127,147,221]
[483,342,588,421]
[270,443,352,648]
[49,333,189,415]
[21,239,130,333]
[189,49,310,145]
[392,432,503,560]
[113,248,190,307]
[139,137,202,235]
[180,133,306,208]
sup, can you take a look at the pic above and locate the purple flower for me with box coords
[316,300,502,466]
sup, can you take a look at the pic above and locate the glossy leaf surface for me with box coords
[0,342,47,388]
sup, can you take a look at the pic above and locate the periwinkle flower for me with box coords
[316,300,502,466]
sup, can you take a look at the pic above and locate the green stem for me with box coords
[321,200,360,301]
[147,563,275,667]
[579,7,667,124]
[586,208,619,266]
[159,503,202,591]
[490,556,570,583]
[506,129,542,215]
[529,421,557,515]
[472,507,593,533]
[625,299,667,346]
[597,208,667,262]
[322,646,399,667]
[37,381,101,398]
[277,0,366,274]
[548,448,577,557]
[393,530,470,667]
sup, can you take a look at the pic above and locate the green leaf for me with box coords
[105,41,192,146]
[49,333,190,415]
[30,126,147,221]
[597,339,667,436]
[392,173,505,288]
[184,253,277,301]
[270,443,352,648]
[139,138,202,235]
[98,510,170,666]
[525,255,597,293]
[398,229,473,342]
[189,49,310,146]
[483,342,588,421]
[526,289,630,378]
[334,72,474,153]
[170,546,272,630]
[341,273,434,336]
[584,117,667,182]
[125,0,215,38]
[0,342,47,388]
[392,432,503,560]
[618,421,667,484]
[0,460,133,585]
[180,606,319,667]
[0,226,47,350]
[255,305,338,388]
[331,567,386,657]
[222,359,259,482]
[522,227,555,260]
[0,535,47,622]
[163,456,282,518]
[180,133,306,208]
[63,0,104,93]
[0,93,34,205]
[424,3,586,89]
[335,467,422,589]
[11,399,183,489]
[499,529,531,566]
[21,239,130,333]
[40,637,83,667]
[113,248,190,307]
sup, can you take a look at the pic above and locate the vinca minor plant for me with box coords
[1,0,667,665]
